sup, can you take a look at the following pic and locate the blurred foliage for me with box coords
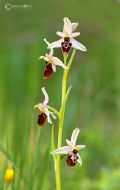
[0,0,120,189]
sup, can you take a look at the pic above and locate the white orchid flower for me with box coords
[34,87,56,126]
[39,39,66,78]
[48,17,87,53]
[51,128,85,167]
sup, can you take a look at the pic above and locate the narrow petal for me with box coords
[51,57,67,69]
[72,22,79,32]
[66,139,74,149]
[44,108,52,124]
[34,104,38,109]
[44,39,54,56]
[71,32,80,38]
[52,146,69,155]
[56,31,64,38]
[63,17,72,34]
[77,153,82,165]
[39,55,49,62]
[44,38,50,46]
[41,87,49,105]
[77,145,86,150]
[48,39,63,49]
[50,112,57,120]
[72,38,87,51]
[34,103,44,112]
[71,128,80,145]
[39,56,44,59]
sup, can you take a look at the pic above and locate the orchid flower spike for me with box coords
[51,128,85,167]
[39,39,67,78]
[34,87,56,126]
[48,17,87,53]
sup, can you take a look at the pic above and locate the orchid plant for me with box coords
[35,17,87,190]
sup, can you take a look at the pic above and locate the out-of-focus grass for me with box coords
[0,0,120,189]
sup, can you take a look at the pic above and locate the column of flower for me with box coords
[35,17,87,190]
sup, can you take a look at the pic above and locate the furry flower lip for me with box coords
[34,87,56,126]
[48,17,87,53]
[40,39,67,78]
[51,128,85,167]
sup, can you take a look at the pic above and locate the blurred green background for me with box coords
[0,0,120,189]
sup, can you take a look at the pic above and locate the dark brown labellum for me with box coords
[61,37,72,53]
[66,154,78,167]
[37,113,47,126]
[44,63,53,78]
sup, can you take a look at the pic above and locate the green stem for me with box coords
[55,50,76,190]
[55,162,61,190]
[55,54,68,190]
[61,54,67,104]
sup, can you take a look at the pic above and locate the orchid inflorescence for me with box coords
[35,17,87,190]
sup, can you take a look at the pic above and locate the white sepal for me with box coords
[51,57,67,69]
[71,128,80,145]
[52,146,70,155]
[72,38,87,52]
[66,139,74,149]
[56,31,64,38]
[48,39,63,49]
[63,17,72,34]
[41,87,49,105]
